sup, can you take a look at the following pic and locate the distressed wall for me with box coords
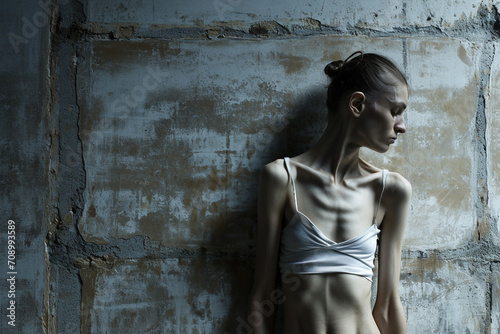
[3,0,500,333]
[0,0,51,332]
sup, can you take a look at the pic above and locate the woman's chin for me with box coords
[366,144,390,154]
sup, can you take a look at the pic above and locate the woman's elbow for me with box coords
[373,299,407,334]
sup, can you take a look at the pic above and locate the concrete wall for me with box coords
[0,0,51,332]
[3,0,500,333]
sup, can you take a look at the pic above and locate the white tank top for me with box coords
[279,157,387,281]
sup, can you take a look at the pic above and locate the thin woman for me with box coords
[248,52,411,334]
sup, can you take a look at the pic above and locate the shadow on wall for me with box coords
[223,85,327,333]
[281,86,328,158]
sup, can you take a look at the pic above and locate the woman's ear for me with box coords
[349,91,366,117]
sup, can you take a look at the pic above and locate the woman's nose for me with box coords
[395,117,406,134]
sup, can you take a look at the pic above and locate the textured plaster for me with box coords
[80,258,253,333]
[85,0,492,31]
[3,0,500,333]
[76,36,404,248]
[486,42,500,225]
[401,257,490,333]
[0,0,51,332]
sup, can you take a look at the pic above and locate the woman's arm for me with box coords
[373,172,412,334]
[248,160,288,334]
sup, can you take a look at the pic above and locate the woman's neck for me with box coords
[298,114,362,183]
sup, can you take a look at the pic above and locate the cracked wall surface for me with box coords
[3,0,500,333]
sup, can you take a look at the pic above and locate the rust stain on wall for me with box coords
[78,258,253,332]
[457,44,473,66]
[93,40,183,72]
[80,267,98,333]
[88,203,96,217]
[274,52,309,75]
[476,216,490,240]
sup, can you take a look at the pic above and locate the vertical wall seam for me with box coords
[489,262,493,331]
[44,1,60,333]
[474,42,493,241]
[475,41,494,333]
[402,37,408,75]
[487,44,497,332]
[74,43,87,217]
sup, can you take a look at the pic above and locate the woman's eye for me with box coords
[392,109,404,117]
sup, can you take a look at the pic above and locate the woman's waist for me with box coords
[281,272,373,310]
[281,273,378,334]
[282,308,380,334]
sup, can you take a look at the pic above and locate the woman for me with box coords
[248,51,411,334]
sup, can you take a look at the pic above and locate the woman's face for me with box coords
[356,81,408,153]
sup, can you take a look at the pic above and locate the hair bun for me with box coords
[324,60,344,79]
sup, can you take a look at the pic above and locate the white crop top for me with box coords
[279,158,387,281]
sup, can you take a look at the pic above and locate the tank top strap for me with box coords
[374,169,388,223]
[283,157,299,211]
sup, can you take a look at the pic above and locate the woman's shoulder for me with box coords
[384,170,412,203]
[360,158,411,194]
[260,158,289,187]
[359,158,410,194]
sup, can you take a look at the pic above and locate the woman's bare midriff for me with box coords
[281,272,381,334]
